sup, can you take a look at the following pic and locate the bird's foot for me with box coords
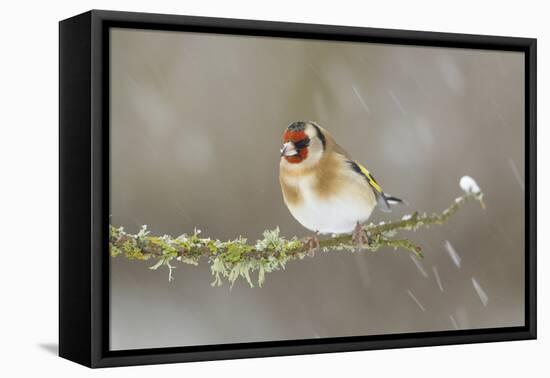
[352,222,369,251]
[304,231,320,257]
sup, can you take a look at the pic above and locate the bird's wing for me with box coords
[347,160,392,212]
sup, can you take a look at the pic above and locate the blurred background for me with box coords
[109,28,525,350]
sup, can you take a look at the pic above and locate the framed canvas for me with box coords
[59,10,537,368]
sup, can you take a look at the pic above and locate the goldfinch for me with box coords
[279,121,403,249]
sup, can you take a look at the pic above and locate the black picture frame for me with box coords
[59,9,537,368]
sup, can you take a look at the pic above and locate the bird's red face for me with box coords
[281,124,311,164]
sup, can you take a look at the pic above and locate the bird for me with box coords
[279,121,404,252]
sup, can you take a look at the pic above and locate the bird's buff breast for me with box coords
[282,174,376,235]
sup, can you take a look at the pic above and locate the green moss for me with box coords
[110,245,122,257]
[109,189,483,286]
[222,237,253,263]
[122,240,137,259]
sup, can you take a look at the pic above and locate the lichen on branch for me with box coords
[110,177,485,288]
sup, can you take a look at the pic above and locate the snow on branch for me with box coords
[110,177,485,287]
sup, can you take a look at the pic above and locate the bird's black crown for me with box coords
[287,121,307,131]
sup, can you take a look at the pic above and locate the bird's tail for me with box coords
[385,194,405,205]
[377,193,407,212]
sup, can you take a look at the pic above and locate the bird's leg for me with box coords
[304,231,320,257]
[352,222,369,250]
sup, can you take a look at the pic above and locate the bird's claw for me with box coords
[352,222,369,251]
[304,232,320,257]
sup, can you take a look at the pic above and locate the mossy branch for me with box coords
[110,177,484,287]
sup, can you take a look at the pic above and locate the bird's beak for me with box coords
[280,142,297,157]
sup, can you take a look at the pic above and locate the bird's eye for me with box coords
[294,137,311,150]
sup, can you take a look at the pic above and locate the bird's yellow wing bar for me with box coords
[348,160,395,212]
[354,161,383,194]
